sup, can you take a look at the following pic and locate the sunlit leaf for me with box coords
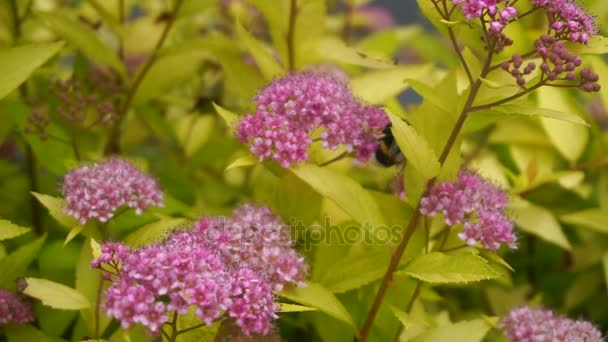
[226,155,257,171]
[388,111,441,180]
[0,220,30,241]
[0,42,64,99]
[279,282,355,327]
[278,303,318,312]
[410,319,491,342]
[511,198,572,250]
[318,250,390,293]
[22,277,90,310]
[37,12,125,76]
[402,252,501,284]
[0,235,46,289]
[123,217,188,247]
[560,208,608,233]
[349,64,433,104]
[290,163,385,226]
[236,21,284,80]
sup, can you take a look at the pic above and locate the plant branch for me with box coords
[468,80,546,112]
[105,0,185,155]
[441,1,474,85]
[177,322,208,335]
[94,274,104,338]
[358,17,499,342]
[287,0,298,72]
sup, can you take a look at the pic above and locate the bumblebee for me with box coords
[375,123,406,167]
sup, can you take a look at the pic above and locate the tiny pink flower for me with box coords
[62,158,163,224]
[501,306,603,342]
[0,288,34,325]
[420,170,517,250]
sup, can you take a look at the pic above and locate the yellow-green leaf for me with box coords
[213,102,239,132]
[290,163,385,226]
[236,21,284,80]
[226,155,257,171]
[493,104,589,126]
[350,64,434,104]
[315,38,394,69]
[0,42,64,99]
[318,250,390,293]
[37,12,125,76]
[124,217,188,248]
[402,252,500,284]
[175,115,215,158]
[511,198,572,250]
[32,192,78,228]
[22,277,90,310]
[560,208,608,233]
[388,111,441,180]
[278,303,318,312]
[565,35,608,55]
[0,220,30,241]
[537,87,588,162]
[279,282,355,327]
[0,235,46,289]
[410,319,491,342]
[3,324,54,342]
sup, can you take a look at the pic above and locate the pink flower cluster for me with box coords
[501,306,603,342]
[452,0,518,32]
[196,204,308,290]
[0,288,34,325]
[93,205,307,336]
[420,170,517,250]
[62,159,163,224]
[236,73,389,168]
[531,0,596,44]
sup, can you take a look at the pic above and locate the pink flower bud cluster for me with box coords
[501,35,600,92]
[420,170,517,250]
[62,159,163,224]
[501,306,603,342]
[0,288,34,325]
[237,73,389,168]
[196,204,308,291]
[93,205,307,336]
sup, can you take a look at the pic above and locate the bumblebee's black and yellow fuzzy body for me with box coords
[375,123,405,167]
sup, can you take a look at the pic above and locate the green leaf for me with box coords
[290,163,385,226]
[0,42,64,99]
[407,79,451,112]
[249,0,288,62]
[279,282,355,327]
[236,21,284,80]
[565,35,608,55]
[537,87,589,162]
[31,192,78,228]
[175,115,215,158]
[388,111,440,180]
[3,324,54,342]
[123,217,188,248]
[213,102,239,132]
[315,37,394,69]
[0,235,46,289]
[226,154,257,171]
[133,51,203,105]
[602,253,608,293]
[349,64,434,104]
[176,308,219,342]
[493,104,589,126]
[559,208,608,233]
[0,219,30,240]
[278,303,318,312]
[76,239,110,335]
[391,306,428,332]
[410,319,491,342]
[37,12,125,76]
[511,198,572,250]
[564,271,602,309]
[22,277,90,310]
[402,252,501,284]
[318,250,390,293]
